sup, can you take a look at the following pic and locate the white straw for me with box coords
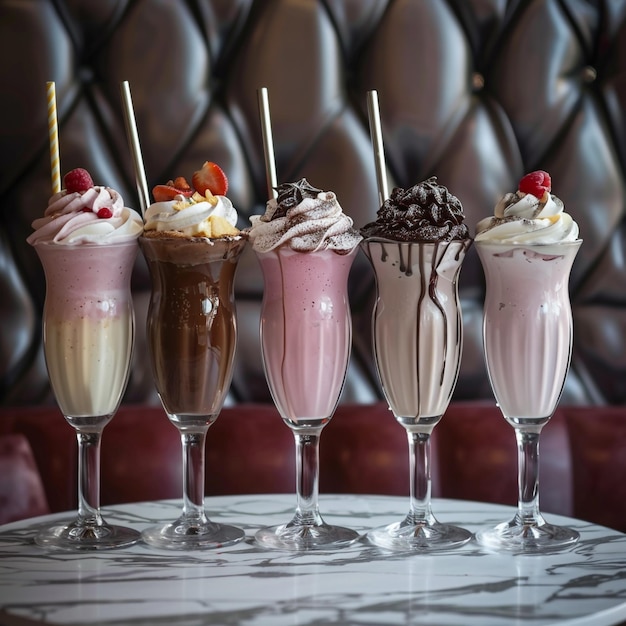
[367,90,389,205]
[120,81,150,217]
[257,87,278,200]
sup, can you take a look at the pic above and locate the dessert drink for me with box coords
[256,247,355,427]
[361,177,472,551]
[140,161,246,549]
[249,178,362,550]
[35,243,136,421]
[475,170,581,426]
[27,167,143,550]
[475,170,582,552]
[362,239,468,425]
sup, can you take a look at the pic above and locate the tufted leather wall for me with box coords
[1,0,626,407]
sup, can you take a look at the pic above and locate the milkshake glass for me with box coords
[363,238,472,551]
[254,245,360,550]
[33,240,140,550]
[476,239,581,552]
[139,235,246,549]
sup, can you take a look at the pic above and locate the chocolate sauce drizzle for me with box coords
[364,239,471,393]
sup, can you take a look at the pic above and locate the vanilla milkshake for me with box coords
[474,169,581,552]
[249,178,362,550]
[361,177,472,551]
[361,178,471,429]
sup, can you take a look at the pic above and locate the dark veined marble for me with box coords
[1,495,626,626]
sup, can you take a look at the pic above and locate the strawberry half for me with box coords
[192,161,228,196]
[152,184,194,202]
[518,170,551,198]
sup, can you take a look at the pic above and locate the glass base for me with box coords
[368,519,472,552]
[35,520,140,551]
[476,517,580,553]
[142,519,245,550]
[255,522,360,551]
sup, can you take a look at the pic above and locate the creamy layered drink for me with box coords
[249,178,362,550]
[361,176,472,551]
[27,168,143,422]
[475,170,581,552]
[27,167,142,550]
[140,160,246,550]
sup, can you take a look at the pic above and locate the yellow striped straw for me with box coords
[46,81,61,194]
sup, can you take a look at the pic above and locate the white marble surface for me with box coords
[1,495,626,626]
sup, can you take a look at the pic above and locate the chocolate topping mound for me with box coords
[272,178,322,219]
[361,177,470,242]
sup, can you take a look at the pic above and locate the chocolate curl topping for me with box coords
[361,176,470,242]
[272,178,322,218]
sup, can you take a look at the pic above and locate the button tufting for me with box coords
[472,72,485,91]
[582,66,597,83]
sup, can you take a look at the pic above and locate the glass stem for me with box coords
[293,430,324,527]
[181,429,209,523]
[76,431,104,527]
[516,429,544,526]
[406,430,434,526]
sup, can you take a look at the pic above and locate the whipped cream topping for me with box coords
[361,177,469,242]
[475,189,579,244]
[27,186,143,245]
[249,179,362,253]
[143,194,238,237]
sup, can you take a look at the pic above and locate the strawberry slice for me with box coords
[152,184,194,202]
[192,161,228,196]
[518,170,551,198]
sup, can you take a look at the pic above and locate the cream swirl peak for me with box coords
[249,179,362,253]
[143,161,241,239]
[475,170,579,244]
[27,168,143,245]
[143,193,239,238]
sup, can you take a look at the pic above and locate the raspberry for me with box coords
[518,170,551,198]
[63,168,94,194]
[97,208,113,219]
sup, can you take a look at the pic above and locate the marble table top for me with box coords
[1,495,626,626]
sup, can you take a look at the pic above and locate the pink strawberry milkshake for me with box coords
[475,170,581,426]
[249,179,362,427]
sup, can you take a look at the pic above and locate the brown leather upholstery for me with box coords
[2,0,626,407]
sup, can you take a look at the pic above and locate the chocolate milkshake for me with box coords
[140,161,247,549]
[140,235,245,427]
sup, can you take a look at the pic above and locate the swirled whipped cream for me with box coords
[143,161,241,239]
[249,179,362,253]
[361,177,470,242]
[143,193,239,239]
[27,168,143,245]
[475,170,579,244]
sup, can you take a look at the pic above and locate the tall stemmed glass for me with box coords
[363,238,473,551]
[32,241,141,550]
[254,245,361,550]
[475,239,582,552]
[140,235,247,550]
